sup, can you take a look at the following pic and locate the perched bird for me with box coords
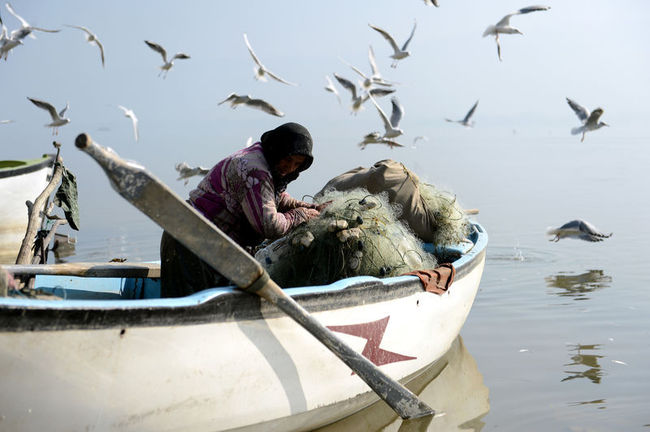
[5,2,59,40]
[340,46,394,90]
[117,105,139,142]
[333,73,395,113]
[324,75,341,104]
[368,95,405,139]
[369,20,417,68]
[243,33,297,86]
[566,97,609,142]
[483,6,550,61]
[175,162,210,185]
[358,132,404,150]
[445,100,479,127]
[65,24,104,67]
[27,97,70,135]
[218,93,284,117]
[547,219,612,242]
[144,40,190,78]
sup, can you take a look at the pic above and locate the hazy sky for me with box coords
[2,0,649,242]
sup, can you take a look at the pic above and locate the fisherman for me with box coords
[160,122,325,297]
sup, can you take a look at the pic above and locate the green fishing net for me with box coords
[419,183,471,246]
[255,188,437,287]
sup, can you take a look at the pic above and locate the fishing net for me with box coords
[255,188,437,288]
[419,183,471,246]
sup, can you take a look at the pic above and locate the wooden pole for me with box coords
[15,143,63,265]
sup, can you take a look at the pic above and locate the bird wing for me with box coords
[171,52,190,60]
[566,97,589,122]
[28,97,59,120]
[243,33,264,68]
[65,24,92,36]
[5,3,29,29]
[218,93,237,105]
[369,24,400,53]
[29,26,60,33]
[368,45,379,76]
[333,73,357,100]
[578,220,607,237]
[389,97,404,128]
[95,37,105,66]
[587,108,604,124]
[246,98,284,117]
[368,95,392,132]
[264,68,297,86]
[463,100,479,123]
[144,40,167,63]
[381,139,404,148]
[401,20,417,51]
[517,5,551,15]
[368,87,395,98]
[495,12,516,28]
[58,101,69,118]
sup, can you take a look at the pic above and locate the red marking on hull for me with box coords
[328,316,416,370]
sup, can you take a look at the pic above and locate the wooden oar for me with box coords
[74,133,434,420]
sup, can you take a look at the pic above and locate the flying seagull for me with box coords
[5,2,60,40]
[144,40,190,78]
[218,93,284,117]
[324,75,341,104]
[369,20,417,68]
[333,73,395,113]
[340,46,394,90]
[445,100,479,127]
[65,24,104,67]
[175,162,210,185]
[566,97,609,142]
[117,105,139,142]
[483,6,550,61]
[0,119,14,124]
[243,33,297,86]
[0,9,24,60]
[423,0,439,6]
[368,95,405,139]
[412,135,428,148]
[27,97,70,135]
[358,132,404,150]
[547,219,612,242]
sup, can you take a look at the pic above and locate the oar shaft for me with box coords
[75,133,434,419]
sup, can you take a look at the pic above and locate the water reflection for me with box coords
[562,344,604,384]
[545,269,612,300]
[315,336,489,432]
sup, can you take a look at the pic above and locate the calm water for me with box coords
[14,133,650,431]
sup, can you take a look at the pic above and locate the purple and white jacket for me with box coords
[189,143,315,247]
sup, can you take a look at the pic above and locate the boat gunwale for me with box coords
[0,154,55,179]
[0,223,487,332]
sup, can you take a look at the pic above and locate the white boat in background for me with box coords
[0,223,487,432]
[0,154,55,262]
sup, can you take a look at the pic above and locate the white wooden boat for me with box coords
[0,154,55,262]
[0,222,486,432]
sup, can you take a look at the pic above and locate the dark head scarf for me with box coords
[260,122,314,194]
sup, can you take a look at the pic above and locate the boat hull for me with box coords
[0,224,487,432]
[0,155,55,262]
